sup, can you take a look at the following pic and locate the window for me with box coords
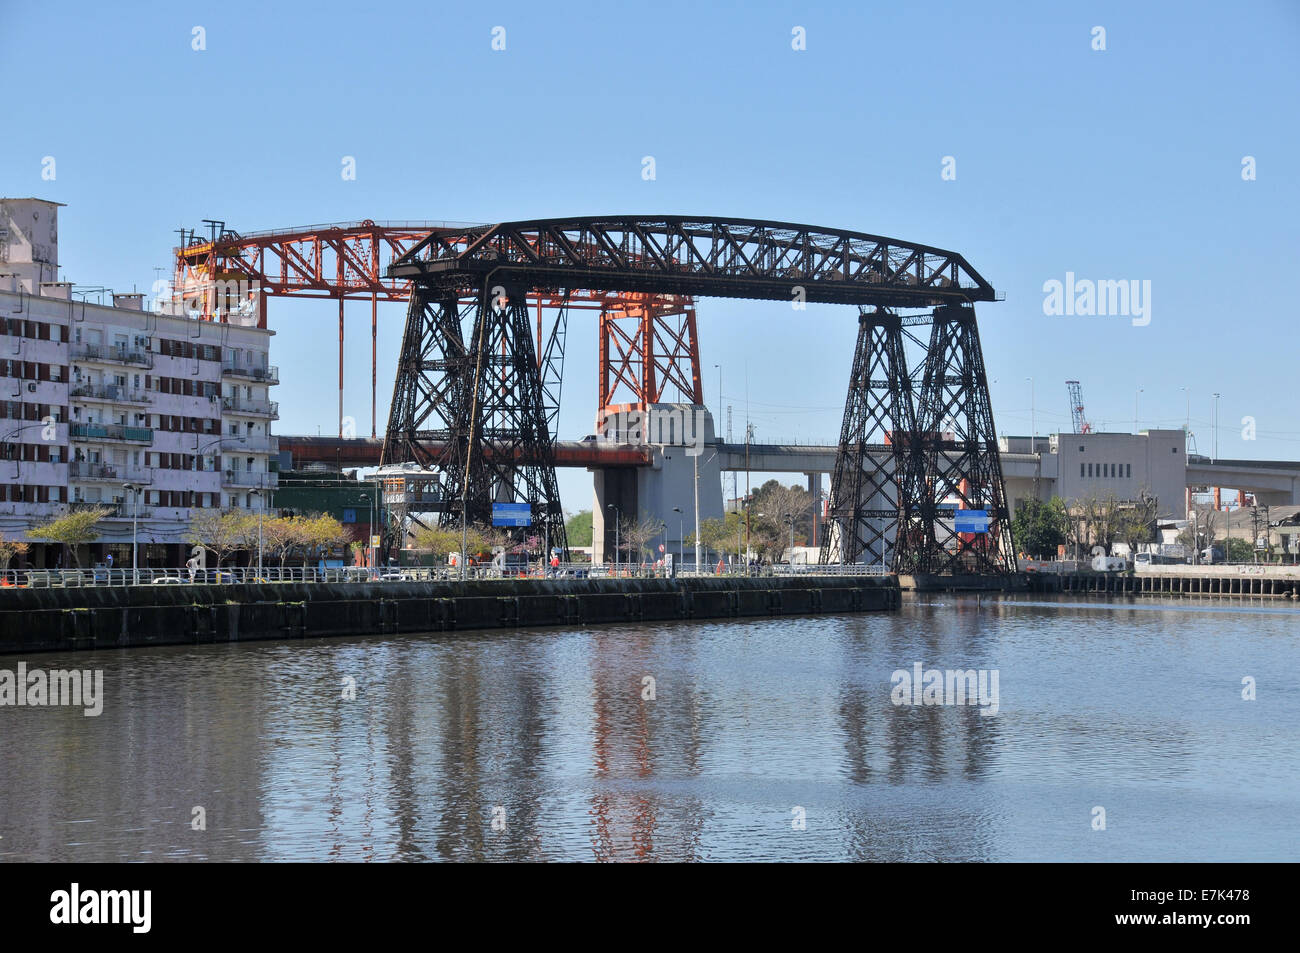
[1126,464,1131,478]
[1080,463,1085,478]
[1087,463,1093,477]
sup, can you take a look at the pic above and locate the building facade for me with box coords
[1001,429,1189,521]
[0,197,278,567]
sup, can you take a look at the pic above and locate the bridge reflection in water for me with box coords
[4,595,1298,862]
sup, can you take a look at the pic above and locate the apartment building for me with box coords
[0,197,278,567]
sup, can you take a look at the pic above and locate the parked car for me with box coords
[150,576,186,585]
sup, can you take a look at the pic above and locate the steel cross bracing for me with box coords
[904,304,1016,575]
[821,308,923,569]
[599,294,702,413]
[382,280,568,558]
[172,219,689,441]
[389,216,998,307]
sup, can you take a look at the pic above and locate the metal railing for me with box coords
[221,436,279,453]
[0,562,892,590]
[67,461,153,484]
[69,343,153,368]
[221,396,279,418]
[69,423,153,442]
[222,469,275,487]
[69,383,150,403]
[221,362,279,384]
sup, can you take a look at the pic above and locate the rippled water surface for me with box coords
[2,594,1298,861]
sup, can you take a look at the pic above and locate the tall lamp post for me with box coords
[783,514,795,565]
[606,503,620,575]
[122,482,139,585]
[1212,392,1221,462]
[1026,376,1034,449]
[249,488,265,579]
[1180,386,1191,451]
[672,506,683,571]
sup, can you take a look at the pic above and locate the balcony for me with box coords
[68,501,153,519]
[221,435,279,454]
[69,342,153,369]
[223,469,276,488]
[70,383,150,404]
[221,396,279,419]
[69,423,153,443]
[68,462,153,484]
[221,361,279,384]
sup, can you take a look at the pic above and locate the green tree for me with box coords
[187,509,251,568]
[687,512,746,560]
[1225,537,1255,563]
[565,510,593,547]
[261,515,309,568]
[301,513,349,566]
[409,523,466,561]
[31,506,113,567]
[1012,497,1068,559]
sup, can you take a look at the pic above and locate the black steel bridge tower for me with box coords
[378,215,1010,576]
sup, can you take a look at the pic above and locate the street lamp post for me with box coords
[1212,393,1221,462]
[783,514,795,564]
[249,488,264,579]
[1134,386,1143,434]
[122,482,139,584]
[714,364,722,430]
[1026,377,1034,449]
[693,454,701,571]
[606,503,620,575]
[1181,387,1191,451]
[672,506,683,571]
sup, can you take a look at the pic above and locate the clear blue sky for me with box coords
[4,0,1297,511]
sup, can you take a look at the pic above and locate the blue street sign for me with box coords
[492,502,533,527]
[953,509,990,533]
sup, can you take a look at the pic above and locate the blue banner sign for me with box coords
[953,509,990,533]
[492,502,533,527]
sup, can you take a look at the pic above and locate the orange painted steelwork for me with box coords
[173,220,702,442]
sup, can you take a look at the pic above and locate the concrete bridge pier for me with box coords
[591,405,724,566]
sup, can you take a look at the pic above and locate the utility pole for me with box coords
[1134,385,1143,434]
[606,503,619,575]
[714,363,721,428]
[673,506,683,572]
[744,420,752,561]
[1212,393,1221,462]
[1026,376,1034,448]
[122,482,139,585]
[693,453,701,570]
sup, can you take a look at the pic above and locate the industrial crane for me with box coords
[1066,380,1092,433]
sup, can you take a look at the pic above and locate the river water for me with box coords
[2,594,1297,862]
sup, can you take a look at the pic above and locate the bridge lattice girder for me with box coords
[389,216,998,307]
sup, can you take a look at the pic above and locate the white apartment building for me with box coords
[0,197,278,568]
